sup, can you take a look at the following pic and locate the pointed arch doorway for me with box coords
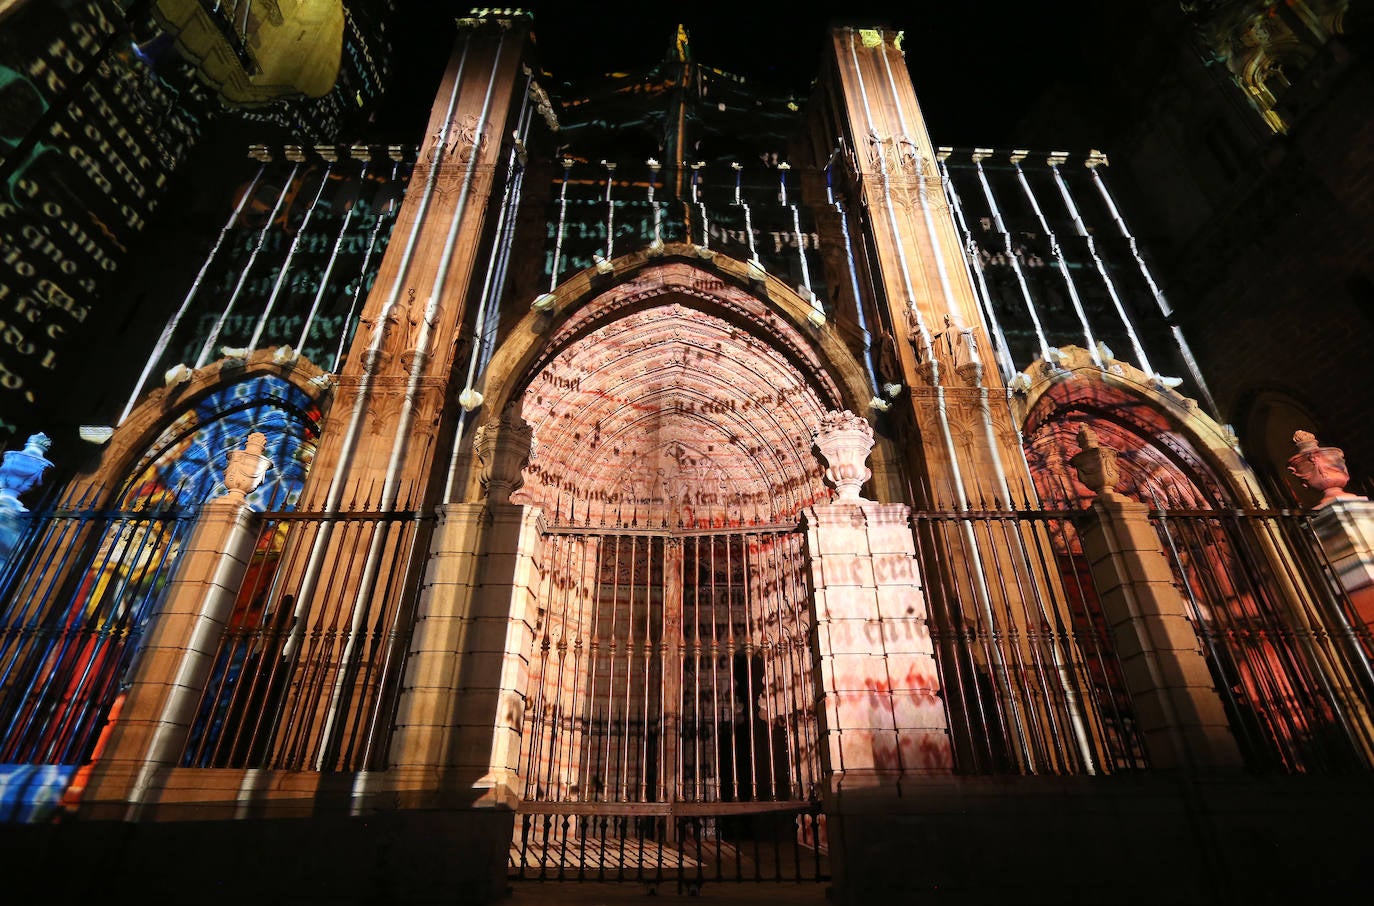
[499,265,852,883]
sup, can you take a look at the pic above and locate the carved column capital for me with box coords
[474,404,536,505]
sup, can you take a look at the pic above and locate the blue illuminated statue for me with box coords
[0,432,53,513]
[0,432,53,564]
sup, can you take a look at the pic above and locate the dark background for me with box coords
[375,3,1101,148]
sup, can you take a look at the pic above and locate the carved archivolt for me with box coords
[512,300,834,527]
[1014,345,1261,507]
[471,254,879,523]
[74,349,333,509]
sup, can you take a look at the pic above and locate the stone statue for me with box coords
[0,432,54,563]
[0,433,54,513]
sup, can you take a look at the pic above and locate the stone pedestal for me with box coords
[803,501,951,785]
[1074,493,1242,770]
[803,499,951,906]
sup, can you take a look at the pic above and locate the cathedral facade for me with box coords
[2,12,1373,903]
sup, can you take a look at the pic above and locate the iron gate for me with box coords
[511,527,829,884]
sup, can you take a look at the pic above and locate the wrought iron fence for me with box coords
[521,528,821,806]
[912,504,1149,775]
[1149,503,1374,771]
[512,526,827,885]
[181,506,433,772]
[0,486,194,767]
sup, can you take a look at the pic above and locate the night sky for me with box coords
[380,3,1102,149]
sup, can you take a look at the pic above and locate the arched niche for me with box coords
[1013,346,1261,508]
[1235,387,1328,507]
[1012,351,1341,771]
[0,361,329,785]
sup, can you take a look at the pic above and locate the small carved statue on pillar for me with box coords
[0,433,54,513]
[1069,425,1122,500]
[1287,430,1367,508]
[221,433,271,506]
[812,410,875,503]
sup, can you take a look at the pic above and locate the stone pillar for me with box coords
[389,502,542,806]
[84,434,269,816]
[805,411,950,906]
[805,411,951,788]
[1286,430,1374,633]
[822,26,1028,496]
[390,406,540,806]
[1070,427,1242,769]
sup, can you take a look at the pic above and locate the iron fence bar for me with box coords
[523,534,556,798]
[773,534,803,797]
[619,534,636,801]
[709,534,723,801]
[1155,505,1273,764]
[579,535,604,802]
[947,513,1023,769]
[1219,514,1336,768]
[913,516,987,770]
[2,512,131,755]
[603,533,621,803]
[548,531,576,799]
[1193,509,1341,769]
[741,536,774,797]
[1151,505,1308,769]
[976,514,1051,770]
[360,510,433,770]
[690,533,702,802]
[1046,515,1141,770]
[337,518,411,769]
[1,509,190,765]
[1290,513,1374,693]
[242,528,313,766]
[1000,511,1100,773]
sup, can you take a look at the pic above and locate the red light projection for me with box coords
[1023,371,1353,771]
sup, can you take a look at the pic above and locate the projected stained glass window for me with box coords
[0,374,321,821]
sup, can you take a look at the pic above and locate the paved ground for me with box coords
[501,880,831,904]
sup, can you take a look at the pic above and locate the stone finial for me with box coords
[0,433,54,513]
[813,410,875,503]
[221,432,270,505]
[1287,430,1366,508]
[474,404,536,505]
[1069,425,1121,498]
